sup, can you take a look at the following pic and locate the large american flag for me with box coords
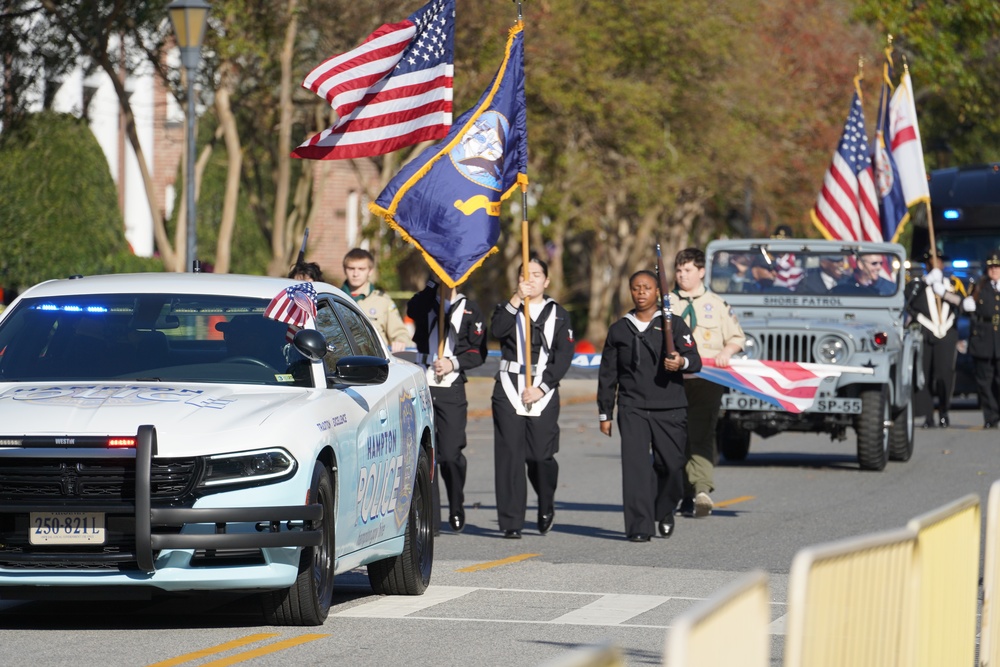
[696,358,874,414]
[810,83,882,242]
[264,282,318,328]
[292,0,454,160]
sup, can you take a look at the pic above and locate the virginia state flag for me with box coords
[874,48,908,243]
[369,23,527,288]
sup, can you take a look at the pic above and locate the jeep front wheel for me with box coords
[855,387,889,471]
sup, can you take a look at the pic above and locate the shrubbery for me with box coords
[0,111,162,294]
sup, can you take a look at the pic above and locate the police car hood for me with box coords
[0,382,307,456]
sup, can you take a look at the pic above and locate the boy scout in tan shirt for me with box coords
[341,248,412,352]
[671,247,745,518]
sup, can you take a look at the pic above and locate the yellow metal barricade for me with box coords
[782,527,918,667]
[980,481,1000,667]
[906,493,981,667]
[663,570,770,667]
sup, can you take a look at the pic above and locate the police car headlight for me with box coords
[815,335,848,364]
[739,335,758,360]
[201,448,297,488]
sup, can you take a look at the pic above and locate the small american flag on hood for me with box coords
[265,282,318,327]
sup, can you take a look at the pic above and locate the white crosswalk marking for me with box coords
[333,585,477,618]
[334,585,788,633]
[550,593,671,625]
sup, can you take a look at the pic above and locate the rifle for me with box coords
[655,244,676,357]
[296,227,310,265]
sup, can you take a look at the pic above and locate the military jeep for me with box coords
[704,238,922,471]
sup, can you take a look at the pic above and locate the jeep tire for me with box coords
[855,386,889,471]
[889,399,914,462]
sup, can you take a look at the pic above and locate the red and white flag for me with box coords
[810,81,881,242]
[889,70,930,208]
[695,358,874,414]
[265,283,317,328]
[292,0,454,160]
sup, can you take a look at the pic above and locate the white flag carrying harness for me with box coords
[916,287,955,339]
[420,295,466,388]
[500,298,558,417]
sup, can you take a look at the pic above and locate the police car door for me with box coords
[317,298,406,553]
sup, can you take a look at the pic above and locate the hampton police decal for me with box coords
[355,426,402,545]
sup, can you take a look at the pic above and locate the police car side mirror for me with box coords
[334,356,389,385]
[293,329,328,361]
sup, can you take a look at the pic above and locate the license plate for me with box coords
[811,397,862,414]
[721,393,862,414]
[29,512,106,545]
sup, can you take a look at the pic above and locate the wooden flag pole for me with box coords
[655,244,676,357]
[521,184,532,394]
[436,281,447,382]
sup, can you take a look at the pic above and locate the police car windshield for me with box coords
[709,250,900,297]
[0,294,313,387]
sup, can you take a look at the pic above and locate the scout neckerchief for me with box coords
[342,282,373,302]
[672,285,706,331]
[500,298,558,417]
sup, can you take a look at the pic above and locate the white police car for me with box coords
[0,273,435,625]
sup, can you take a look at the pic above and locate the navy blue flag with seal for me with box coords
[370,22,527,288]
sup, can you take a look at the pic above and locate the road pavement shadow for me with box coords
[720,451,860,470]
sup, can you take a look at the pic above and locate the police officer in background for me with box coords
[962,250,1000,429]
[906,251,963,428]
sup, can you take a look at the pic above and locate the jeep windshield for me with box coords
[708,247,902,297]
[0,294,313,387]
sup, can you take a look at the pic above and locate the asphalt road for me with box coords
[1,383,997,667]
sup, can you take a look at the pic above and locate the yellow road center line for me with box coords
[199,634,330,667]
[456,553,540,572]
[146,633,280,667]
[714,495,755,508]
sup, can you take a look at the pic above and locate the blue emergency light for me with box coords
[943,208,961,220]
[952,259,969,269]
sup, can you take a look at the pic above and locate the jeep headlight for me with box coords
[815,335,848,364]
[739,335,758,360]
[201,448,297,487]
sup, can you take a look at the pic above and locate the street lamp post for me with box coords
[168,0,210,272]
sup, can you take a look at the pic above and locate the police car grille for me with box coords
[0,458,199,502]
[757,333,817,363]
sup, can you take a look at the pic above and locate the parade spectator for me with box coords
[962,250,1000,428]
[491,258,574,539]
[598,271,702,542]
[906,252,963,428]
[288,261,323,282]
[341,248,412,352]
[671,248,745,519]
[407,278,487,534]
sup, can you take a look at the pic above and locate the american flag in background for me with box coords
[696,358,873,414]
[810,83,881,243]
[265,283,318,328]
[292,0,454,160]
